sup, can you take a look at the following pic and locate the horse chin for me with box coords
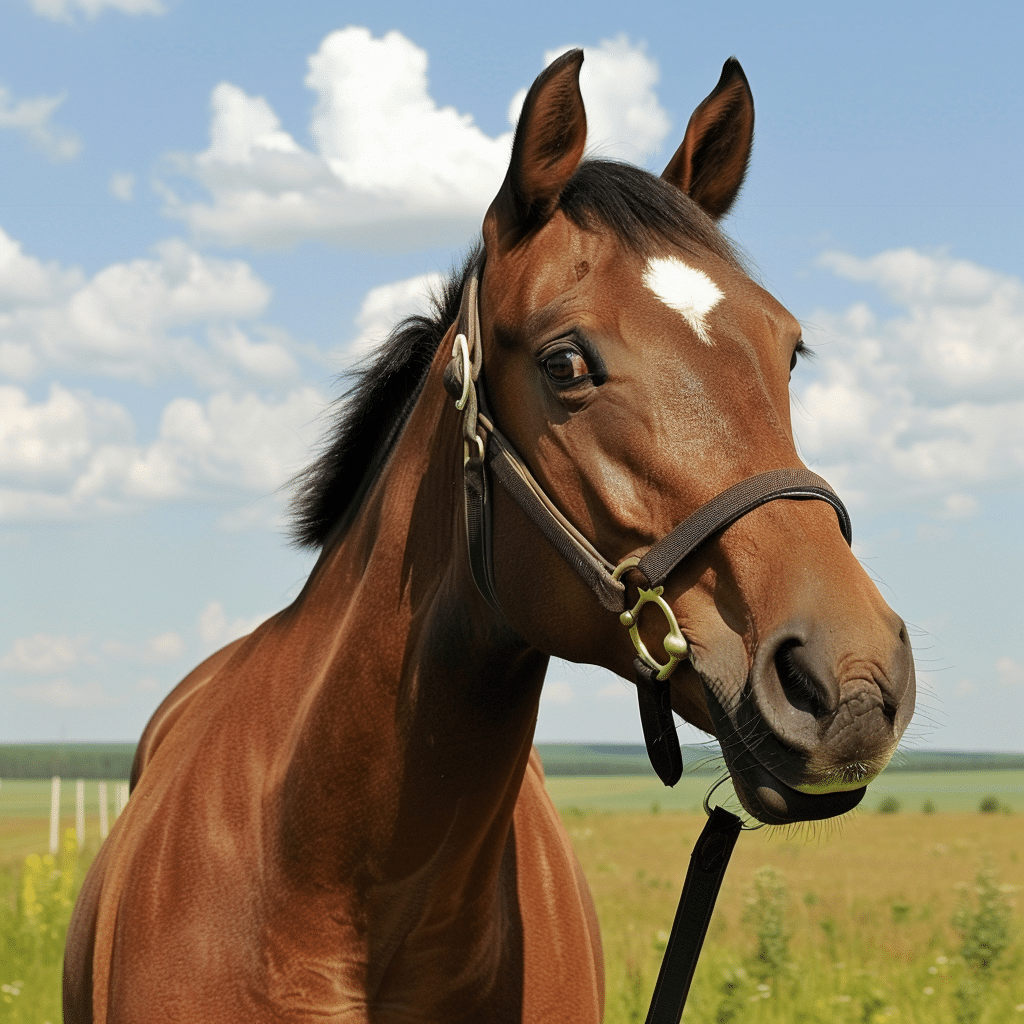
[702,683,869,826]
[727,750,866,825]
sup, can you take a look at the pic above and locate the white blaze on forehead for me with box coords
[642,256,724,346]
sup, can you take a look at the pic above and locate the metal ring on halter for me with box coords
[452,334,472,411]
[703,775,766,830]
[612,556,690,680]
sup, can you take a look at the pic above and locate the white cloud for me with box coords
[0,383,134,487]
[995,657,1024,687]
[163,29,670,250]
[0,230,281,384]
[1,633,88,673]
[145,386,323,495]
[145,631,185,660]
[10,679,110,707]
[542,679,574,706]
[28,0,165,22]
[793,248,1024,507]
[938,493,979,519]
[0,83,80,161]
[0,629,185,678]
[0,383,324,520]
[598,681,633,703]
[508,37,670,163]
[346,272,444,360]
[0,227,83,311]
[109,172,135,202]
[198,600,264,649]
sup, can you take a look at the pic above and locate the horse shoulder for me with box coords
[130,633,249,787]
[513,748,605,1022]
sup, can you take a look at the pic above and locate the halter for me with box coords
[443,270,854,1024]
[443,271,853,788]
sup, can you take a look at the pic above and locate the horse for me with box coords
[64,50,915,1023]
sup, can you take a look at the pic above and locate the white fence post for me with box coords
[49,776,61,855]
[98,780,110,839]
[115,782,129,817]
[76,778,85,849]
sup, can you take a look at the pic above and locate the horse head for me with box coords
[471,51,915,825]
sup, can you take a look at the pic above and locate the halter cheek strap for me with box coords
[443,272,853,787]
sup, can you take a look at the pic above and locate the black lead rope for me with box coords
[645,807,744,1024]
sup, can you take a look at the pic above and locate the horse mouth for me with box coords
[703,685,869,825]
[725,749,866,825]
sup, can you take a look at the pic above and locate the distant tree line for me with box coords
[0,742,1021,780]
[0,744,136,780]
[534,745,1024,776]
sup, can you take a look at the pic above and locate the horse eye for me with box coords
[790,339,806,374]
[544,349,590,385]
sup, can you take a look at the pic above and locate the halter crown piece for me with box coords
[443,271,853,788]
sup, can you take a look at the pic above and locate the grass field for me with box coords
[1,774,1021,1022]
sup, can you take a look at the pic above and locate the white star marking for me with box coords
[642,256,723,346]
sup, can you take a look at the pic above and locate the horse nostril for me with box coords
[774,640,831,719]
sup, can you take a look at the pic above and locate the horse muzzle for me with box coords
[701,613,916,825]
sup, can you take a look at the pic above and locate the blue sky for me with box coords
[1,0,1022,751]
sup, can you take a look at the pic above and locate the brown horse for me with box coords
[64,51,914,1022]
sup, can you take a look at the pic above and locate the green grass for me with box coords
[567,810,1023,1024]
[1,831,81,1024]
[1,775,1021,1021]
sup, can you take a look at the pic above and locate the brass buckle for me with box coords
[612,557,690,681]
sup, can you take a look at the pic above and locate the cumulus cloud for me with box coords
[0,229,287,385]
[10,679,110,707]
[1,633,89,673]
[793,248,1024,510]
[28,0,165,22]
[145,631,185,660]
[0,219,329,523]
[346,271,444,360]
[541,679,574,706]
[163,29,670,250]
[508,36,670,163]
[1,627,189,710]
[0,83,80,161]
[109,172,135,202]
[995,657,1024,687]
[198,600,265,649]
[0,382,324,520]
[1,629,185,674]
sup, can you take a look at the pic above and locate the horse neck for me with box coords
[280,338,547,888]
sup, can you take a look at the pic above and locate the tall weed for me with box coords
[952,861,1014,1024]
[0,829,81,1024]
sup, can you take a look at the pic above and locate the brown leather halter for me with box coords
[443,270,853,788]
[442,271,855,1024]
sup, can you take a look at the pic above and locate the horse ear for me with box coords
[661,58,754,220]
[485,49,587,252]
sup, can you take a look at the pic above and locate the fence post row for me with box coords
[43,776,128,853]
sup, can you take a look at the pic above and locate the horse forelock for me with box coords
[558,160,748,271]
[288,160,747,551]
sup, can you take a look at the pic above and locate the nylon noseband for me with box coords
[443,270,853,787]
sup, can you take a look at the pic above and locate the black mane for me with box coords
[288,160,745,549]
